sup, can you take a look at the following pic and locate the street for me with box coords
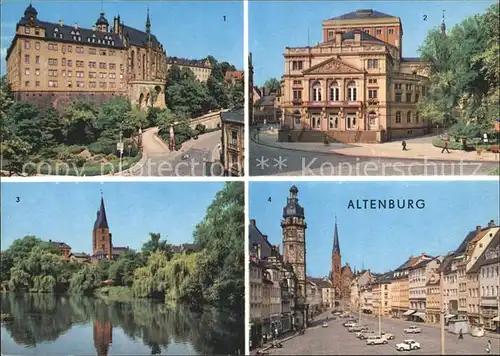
[131,128,222,176]
[267,313,500,355]
[250,141,497,176]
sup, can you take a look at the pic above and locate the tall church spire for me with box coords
[333,216,340,255]
[440,9,446,34]
[94,193,109,230]
[145,6,151,34]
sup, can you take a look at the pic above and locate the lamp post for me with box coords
[379,282,382,337]
[440,270,445,355]
[169,124,175,152]
[117,123,124,174]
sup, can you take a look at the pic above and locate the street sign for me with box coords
[117,142,124,153]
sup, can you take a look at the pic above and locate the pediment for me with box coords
[303,58,363,75]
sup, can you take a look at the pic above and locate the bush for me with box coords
[88,140,115,155]
[490,145,499,153]
[72,155,87,167]
[67,145,86,154]
[57,151,73,160]
[106,154,117,161]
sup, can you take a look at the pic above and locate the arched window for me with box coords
[395,111,401,123]
[293,110,301,126]
[347,81,357,101]
[368,110,377,128]
[407,111,412,123]
[312,81,322,101]
[329,81,340,101]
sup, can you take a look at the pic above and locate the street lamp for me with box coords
[440,270,445,355]
[117,123,124,174]
[169,124,175,152]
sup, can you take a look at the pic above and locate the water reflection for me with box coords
[1,294,244,355]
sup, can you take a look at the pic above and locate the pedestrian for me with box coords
[442,141,450,153]
[274,327,278,340]
[402,140,408,151]
[324,134,329,147]
[458,328,463,340]
[486,340,491,354]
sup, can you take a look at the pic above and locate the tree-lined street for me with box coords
[267,313,499,355]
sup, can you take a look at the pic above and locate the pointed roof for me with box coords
[145,6,151,33]
[94,196,109,230]
[333,218,340,254]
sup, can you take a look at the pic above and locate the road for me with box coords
[250,141,497,176]
[132,128,222,176]
[268,314,500,355]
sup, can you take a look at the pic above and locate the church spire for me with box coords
[333,216,340,255]
[440,9,446,34]
[145,6,151,34]
[94,193,109,230]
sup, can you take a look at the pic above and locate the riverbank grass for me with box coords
[95,286,134,301]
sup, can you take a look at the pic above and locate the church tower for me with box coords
[331,218,342,296]
[92,194,113,260]
[281,185,307,299]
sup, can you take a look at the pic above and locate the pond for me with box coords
[1,294,244,355]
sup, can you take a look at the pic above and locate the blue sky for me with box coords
[1,182,225,253]
[249,0,496,86]
[0,0,243,74]
[249,181,499,277]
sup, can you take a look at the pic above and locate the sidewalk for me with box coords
[253,132,499,163]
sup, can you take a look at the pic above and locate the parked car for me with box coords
[381,332,395,340]
[322,322,328,328]
[349,326,367,333]
[404,326,421,334]
[357,330,376,339]
[344,321,358,327]
[396,339,421,351]
[366,335,388,345]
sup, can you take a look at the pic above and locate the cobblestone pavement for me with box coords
[269,314,500,355]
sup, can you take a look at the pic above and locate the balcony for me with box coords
[292,99,303,105]
[228,142,239,152]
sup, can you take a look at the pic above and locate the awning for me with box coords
[403,310,416,316]
[414,312,426,320]
[492,316,500,322]
[445,314,456,319]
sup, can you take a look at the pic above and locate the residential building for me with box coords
[171,243,201,254]
[318,277,336,309]
[350,269,373,312]
[249,255,263,348]
[306,278,322,316]
[465,222,499,326]
[225,70,244,85]
[360,284,373,314]
[69,252,91,263]
[469,231,500,330]
[261,268,273,339]
[7,4,167,109]
[221,108,245,176]
[442,252,459,320]
[372,272,393,316]
[408,256,441,322]
[166,57,212,82]
[249,53,254,126]
[253,87,281,125]
[426,268,441,324]
[48,240,72,259]
[279,9,433,144]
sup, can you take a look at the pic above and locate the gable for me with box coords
[303,57,363,75]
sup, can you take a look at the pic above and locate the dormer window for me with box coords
[71,30,75,35]
[111,41,114,45]
[54,28,59,32]
[25,27,31,34]
[76,31,80,36]
[93,33,96,37]
[78,36,81,41]
[98,39,101,43]
[88,38,91,42]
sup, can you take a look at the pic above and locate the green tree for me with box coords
[69,263,105,295]
[108,250,145,286]
[61,99,98,145]
[141,233,172,259]
[1,136,33,176]
[263,78,281,92]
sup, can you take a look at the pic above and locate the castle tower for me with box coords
[95,12,109,32]
[281,185,307,299]
[92,194,113,260]
[331,217,342,297]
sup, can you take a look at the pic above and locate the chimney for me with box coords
[476,225,482,234]
[250,219,256,226]
[74,23,78,30]
[335,31,342,45]
[58,19,63,26]
[488,220,495,228]
[263,235,268,241]
[354,31,361,42]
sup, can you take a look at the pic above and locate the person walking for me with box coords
[486,340,491,354]
[402,140,408,151]
[458,328,464,340]
[442,141,450,153]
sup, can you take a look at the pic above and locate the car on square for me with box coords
[404,326,422,334]
[396,339,421,351]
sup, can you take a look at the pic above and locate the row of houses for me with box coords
[249,220,339,348]
[350,220,500,333]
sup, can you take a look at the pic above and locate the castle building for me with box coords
[330,218,353,308]
[279,9,432,143]
[6,4,167,109]
[91,195,128,261]
[166,57,212,82]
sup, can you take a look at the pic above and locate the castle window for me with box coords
[25,40,30,49]
[406,93,412,103]
[376,28,382,35]
[68,45,72,52]
[395,92,402,103]
[25,27,30,34]
[89,48,96,55]
[48,80,58,87]
[59,34,63,39]
[25,81,30,87]
[68,60,73,67]
[62,58,66,66]
[407,111,412,123]
[35,69,40,76]
[388,28,394,35]
[35,81,40,87]
[35,41,40,50]
[100,49,107,56]
[415,111,419,123]
[67,81,72,88]
[76,46,84,54]
[367,59,379,69]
